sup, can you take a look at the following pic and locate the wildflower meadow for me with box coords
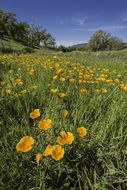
[0,52,127,190]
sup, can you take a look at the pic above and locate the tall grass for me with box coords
[0,52,127,190]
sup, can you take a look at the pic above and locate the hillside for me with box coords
[0,38,27,53]
[0,38,57,54]
[70,43,88,48]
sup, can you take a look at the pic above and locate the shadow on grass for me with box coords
[0,47,35,54]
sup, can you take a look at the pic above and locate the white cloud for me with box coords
[72,16,88,26]
[59,20,64,24]
[73,25,127,32]
[103,25,127,30]
[56,40,85,47]
[56,17,66,25]
[122,17,127,22]
[73,28,96,32]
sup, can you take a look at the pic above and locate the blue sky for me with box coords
[1,0,127,46]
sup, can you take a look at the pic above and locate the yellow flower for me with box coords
[80,89,87,94]
[69,78,75,83]
[30,85,37,90]
[9,70,13,74]
[94,89,100,93]
[59,93,66,98]
[38,119,52,130]
[106,80,112,83]
[121,86,127,91]
[57,131,74,145]
[77,127,87,137]
[114,79,119,83]
[56,69,61,74]
[69,72,73,76]
[43,144,53,156]
[14,93,20,98]
[90,70,93,74]
[102,88,107,93]
[12,83,16,88]
[1,81,5,85]
[78,80,82,84]
[53,75,58,80]
[29,69,34,76]
[51,145,64,161]
[84,74,90,79]
[21,89,27,93]
[120,84,124,88]
[60,78,65,82]
[55,63,59,68]
[87,81,94,84]
[51,89,58,94]
[17,80,23,86]
[36,144,53,164]
[30,109,40,119]
[64,110,68,118]
[6,89,11,94]
[96,78,105,82]
[16,136,34,152]
[79,72,83,75]
[36,153,43,164]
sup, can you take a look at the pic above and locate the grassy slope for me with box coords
[68,50,127,72]
[0,38,27,51]
[0,38,57,54]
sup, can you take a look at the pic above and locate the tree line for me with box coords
[57,30,126,52]
[0,8,56,48]
[0,8,126,52]
[88,30,126,51]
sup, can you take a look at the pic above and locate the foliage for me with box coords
[0,8,56,48]
[76,45,88,51]
[57,45,68,52]
[22,47,35,54]
[57,45,82,52]
[88,30,125,51]
[88,30,111,51]
[107,36,124,50]
[0,9,17,38]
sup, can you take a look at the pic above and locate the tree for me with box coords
[42,33,56,47]
[57,45,68,52]
[88,30,111,51]
[0,10,17,38]
[107,36,124,50]
[0,8,56,48]
[28,25,41,47]
[0,9,5,38]
[15,22,30,43]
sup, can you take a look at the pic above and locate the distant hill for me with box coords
[70,43,88,48]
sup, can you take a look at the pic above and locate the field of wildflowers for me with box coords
[0,52,127,190]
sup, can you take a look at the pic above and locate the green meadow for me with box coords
[0,51,127,190]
